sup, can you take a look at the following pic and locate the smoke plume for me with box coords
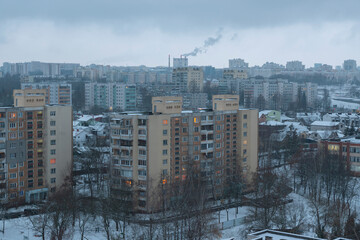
[183,29,223,57]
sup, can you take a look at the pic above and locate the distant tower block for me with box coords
[173,57,188,68]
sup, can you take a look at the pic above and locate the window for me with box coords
[28,170,33,178]
[163,159,167,165]
[10,153,16,159]
[38,178,43,187]
[162,169,168,175]
[50,111,56,116]
[138,170,146,176]
[51,140,56,145]
[243,140,247,145]
[163,140,168,146]
[50,159,56,164]
[194,155,199,160]
[50,121,56,126]
[9,132,17,139]
[162,119,168,125]
[182,118,188,123]
[243,123,247,128]
[27,131,33,139]
[19,162,24,167]
[9,163,17,169]
[194,145,199,151]
[138,160,146,166]
[9,183,17,189]
[9,173,17,179]
[139,149,146,155]
[20,181,24,187]
[243,114,247,119]
[37,121,43,129]
[194,127,199,132]
[27,151,33,159]
[50,130,56,136]
[27,121,33,130]
[0,122,4,128]
[243,132,247,137]
[37,131,43,138]
[162,149,168,155]
[27,141,33,149]
[51,168,56,174]
[51,178,56,183]
[163,129,168,135]
[10,142,16,149]
[9,122,16,128]
[243,149,247,154]
[9,113,16,119]
[50,149,56,155]
[182,137,188,142]
[194,136,199,142]
[193,117,198,123]
[243,157,247,162]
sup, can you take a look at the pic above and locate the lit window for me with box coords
[194,117,198,123]
[162,119,168,125]
[50,159,56,164]
[243,140,247,145]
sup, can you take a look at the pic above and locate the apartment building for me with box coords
[242,78,317,110]
[109,95,258,212]
[21,83,72,105]
[0,89,72,204]
[219,69,248,94]
[85,82,136,111]
[321,137,360,175]
[172,67,204,93]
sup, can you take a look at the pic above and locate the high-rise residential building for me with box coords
[0,89,72,204]
[242,78,317,110]
[109,95,258,212]
[343,59,357,71]
[85,83,136,111]
[286,61,305,71]
[229,58,249,69]
[173,57,188,68]
[220,69,248,94]
[2,62,79,76]
[172,67,204,93]
[21,83,72,105]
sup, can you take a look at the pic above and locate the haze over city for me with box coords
[0,0,360,67]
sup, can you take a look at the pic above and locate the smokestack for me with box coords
[168,54,170,68]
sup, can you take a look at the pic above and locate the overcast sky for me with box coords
[0,0,359,68]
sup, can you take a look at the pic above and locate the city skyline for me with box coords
[0,0,359,68]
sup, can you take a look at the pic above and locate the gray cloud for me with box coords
[1,0,360,33]
[183,29,223,57]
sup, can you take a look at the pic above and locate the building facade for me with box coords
[85,82,136,111]
[109,95,258,212]
[21,83,72,105]
[0,89,72,204]
[172,67,204,93]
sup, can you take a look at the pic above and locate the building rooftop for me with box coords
[311,121,340,127]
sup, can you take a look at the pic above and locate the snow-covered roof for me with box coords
[311,121,339,127]
[341,137,360,144]
[77,115,93,122]
[280,114,294,122]
[258,110,273,117]
[260,120,285,126]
